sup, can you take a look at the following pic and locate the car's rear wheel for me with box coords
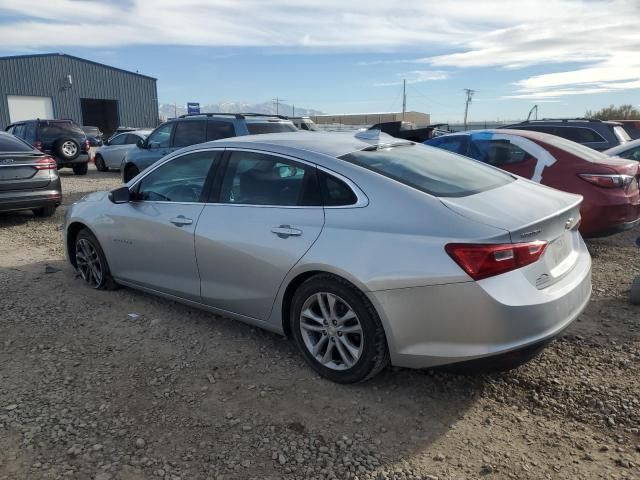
[630,276,640,305]
[73,163,88,175]
[54,138,80,161]
[124,164,139,182]
[95,154,108,172]
[33,205,57,218]
[75,229,117,290]
[290,274,389,383]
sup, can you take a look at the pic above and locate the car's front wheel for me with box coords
[290,274,389,383]
[74,229,117,290]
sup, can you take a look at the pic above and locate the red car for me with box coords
[425,129,640,237]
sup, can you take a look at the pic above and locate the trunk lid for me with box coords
[0,152,52,192]
[440,178,583,289]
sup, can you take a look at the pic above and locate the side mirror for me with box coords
[109,186,131,204]
[136,138,146,148]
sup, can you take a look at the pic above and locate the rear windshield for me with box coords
[246,122,298,134]
[83,126,101,135]
[339,144,514,197]
[40,121,84,137]
[0,134,36,152]
[537,134,614,162]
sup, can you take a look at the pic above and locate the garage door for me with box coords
[7,95,54,123]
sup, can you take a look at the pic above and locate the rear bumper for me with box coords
[51,153,89,166]
[581,198,640,238]
[369,238,592,369]
[0,188,62,213]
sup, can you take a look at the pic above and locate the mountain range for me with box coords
[158,101,324,120]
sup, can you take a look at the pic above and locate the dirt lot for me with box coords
[1,166,638,480]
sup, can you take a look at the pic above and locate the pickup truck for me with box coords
[370,121,450,142]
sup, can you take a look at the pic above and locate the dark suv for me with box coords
[121,113,298,182]
[503,118,631,151]
[6,119,90,175]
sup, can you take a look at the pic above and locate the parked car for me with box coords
[121,113,298,182]
[370,121,450,142]
[290,117,319,131]
[107,126,139,143]
[425,129,640,237]
[0,131,61,217]
[6,119,90,175]
[93,130,152,172]
[64,131,591,383]
[82,126,103,147]
[502,118,630,151]
[604,138,640,161]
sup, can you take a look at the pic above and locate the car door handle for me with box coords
[169,215,193,227]
[271,225,302,238]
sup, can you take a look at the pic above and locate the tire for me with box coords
[33,205,57,218]
[54,138,80,161]
[95,154,108,172]
[73,163,88,175]
[290,274,389,383]
[124,164,139,182]
[74,229,117,290]
[630,276,640,305]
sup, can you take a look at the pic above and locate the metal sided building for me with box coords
[0,53,158,136]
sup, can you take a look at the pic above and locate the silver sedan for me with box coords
[64,131,592,383]
[93,129,152,172]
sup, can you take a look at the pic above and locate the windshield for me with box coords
[339,144,514,198]
[246,122,298,134]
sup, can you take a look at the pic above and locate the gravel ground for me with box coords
[0,165,638,480]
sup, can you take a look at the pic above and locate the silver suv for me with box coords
[121,113,298,182]
[503,118,631,151]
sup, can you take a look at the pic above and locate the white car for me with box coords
[93,130,151,172]
[604,137,640,161]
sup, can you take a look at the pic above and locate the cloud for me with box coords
[375,70,449,87]
[1,0,639,99]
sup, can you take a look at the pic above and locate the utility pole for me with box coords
[174,102,177,119]
[463,89,475,130]
[292,104,295,117]
[272,97,285,115]
[402,79,406,121]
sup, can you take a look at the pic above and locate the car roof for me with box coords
[506,118,622,126]
[443,128,562,143]
[182,131,401,158]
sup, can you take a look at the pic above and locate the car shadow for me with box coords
[1,258,486,476]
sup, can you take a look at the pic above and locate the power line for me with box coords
[407,84,456,109]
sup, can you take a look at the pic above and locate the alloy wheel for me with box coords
[62,140,78,157]
[76,238,103,288]
[299,292,364,370]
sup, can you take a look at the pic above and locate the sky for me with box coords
[0,0,639,122]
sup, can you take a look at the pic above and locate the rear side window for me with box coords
[246,122,298,134]
[560,127,605,143]
[125,134,141,145]
[219,151,320,206]
[319,171,357,206]
[12,124,26,139]
[469,139,531,165]
[173,120,206,147]
[339,144,514,198]
[0,133,35,152]
[206,121,236,141]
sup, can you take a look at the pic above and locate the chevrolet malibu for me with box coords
[64,132,592,383]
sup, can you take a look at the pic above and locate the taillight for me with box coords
[34,140,43,151]
[34,156,57,170]
[578,173,634,188]
[84,139,90,151]
[445,241,548,280]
